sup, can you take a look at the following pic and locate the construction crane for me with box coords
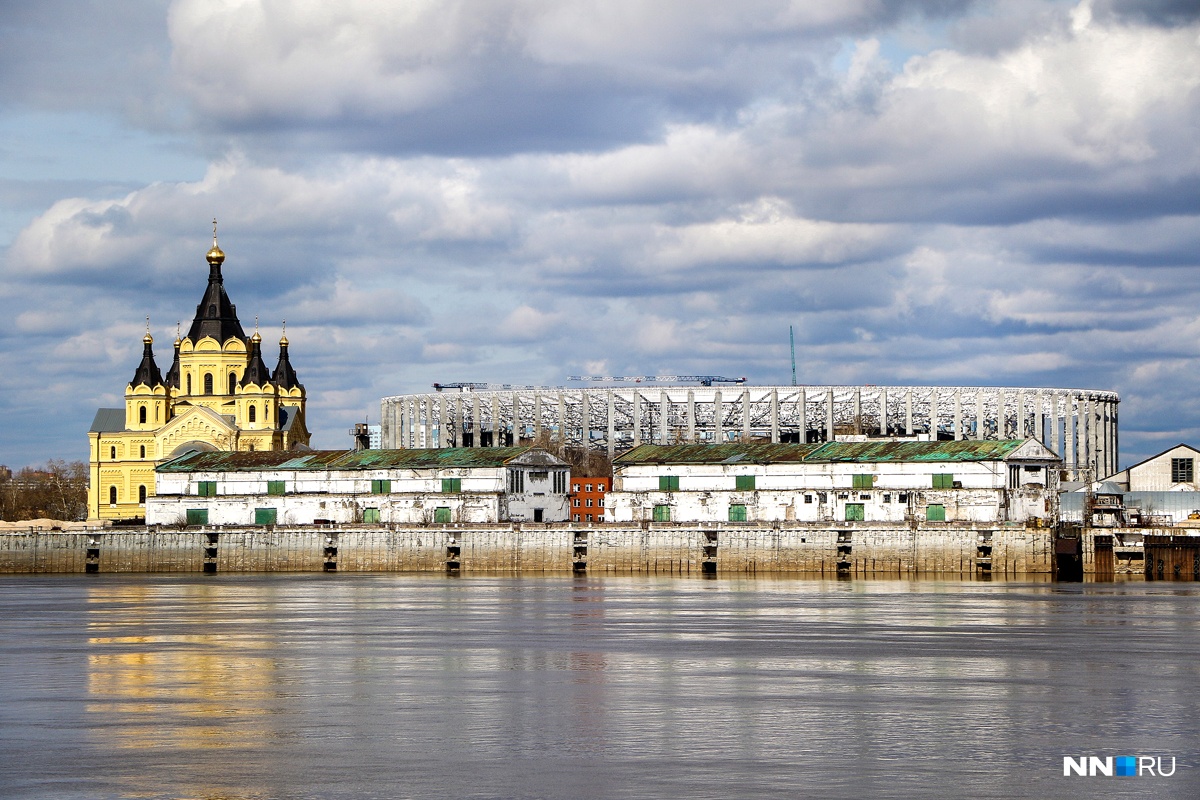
[432,382,561,391]
[567,375,747,387]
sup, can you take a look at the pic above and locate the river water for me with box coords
[0,573,1196,800]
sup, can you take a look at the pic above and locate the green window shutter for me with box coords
[652,504,671,522]
[728,504,747,522]
[434,507,452,523]
[845,503,865,521]
[853,474,874,489]
[186,508,209,525]
[659,475,679,492]
[363,507,381,524]
[267,480,286,496]
[735,475,755,491]
[254,508,277,525]
[441,478,461,493]
[197,481,217,497]
[926,504,946,521]
[371,479,392,494]
[932,474,953,489]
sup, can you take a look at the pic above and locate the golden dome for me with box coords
[279,333,289,346]
[206,218,225,265]
[143,332,154,345]
[251,330,262,344]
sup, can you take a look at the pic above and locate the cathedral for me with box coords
[87,225,310,520]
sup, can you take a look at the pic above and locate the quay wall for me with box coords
[0,522,1054,575]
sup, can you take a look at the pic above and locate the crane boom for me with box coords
[567,375,746,386]
[432,382,561,391]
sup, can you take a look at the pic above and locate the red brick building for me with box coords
[570,476,610,522]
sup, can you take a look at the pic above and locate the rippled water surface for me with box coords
[1,574,1198,799]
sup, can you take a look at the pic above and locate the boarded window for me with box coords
[658,475,680,492]
[652,504,671,522]
[852,474,874,489]
[553,472,566,493]
[255,508,277,525]
[267,480,286,496]
[371,479,392,494]
[1171,458,1194,483]
[845,503,865,521]
[926,504,946,521]
[441,478,461,493]
[363,508,381,524]
[186,508,209,525]
[735,475,756,491]
[198,481,217,497]
[434,507,452,523]
[932,474,954,489]
[729,504,747,522]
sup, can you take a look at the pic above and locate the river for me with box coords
[1,574,1196,799]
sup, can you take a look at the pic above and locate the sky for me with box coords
[1,0,1199,471]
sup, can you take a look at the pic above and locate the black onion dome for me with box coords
[130,334,164,388]
[165,337,181,389]
[239,333,272,388]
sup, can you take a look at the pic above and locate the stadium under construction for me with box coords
[381,384,1119,479]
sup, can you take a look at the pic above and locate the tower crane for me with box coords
[432,382,562,391]
[567,375,747,386]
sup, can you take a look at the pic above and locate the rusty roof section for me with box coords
[617,439,1040,466]
[615,443,822,465]
[808,439,1030,462]
[157,447,552,473]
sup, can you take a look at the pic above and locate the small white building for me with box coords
[1103,444,1200,492]
[148,447,570,526]
[606,440,1060,524]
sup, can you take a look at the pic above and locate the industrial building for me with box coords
[146,447,570,526]
[381,384,1118,479]
[605,440,1060,525]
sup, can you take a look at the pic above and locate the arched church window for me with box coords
[139,406,147,424]
[138,485,146,504]
[156,406,160,422]
[140,445,146,459]
[109,486,117,505]
[204,373,213,394]
[187,374,192,394]
[229,373,236,394]
[249,404,256,423]
[265,405,270,421]
[110,446,116,460]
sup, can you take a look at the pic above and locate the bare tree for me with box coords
[0,460,88,521]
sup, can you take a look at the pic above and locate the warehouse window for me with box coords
[197,481,217,497]
[804,494,813,504]
[509,470,525,493]
[554,472,567,493]
[434,507,451,523]
[926,504,946,522]
[932,474,955,489]
[363,508,381,524]
[371,479,392,494]
[1171,458,1194,484]
[735,475,755,491]
[186,508,208,525]
[267,480,286,496]
[442,478,461,493]
[852,474,874,489]
[659,475,680,492]
[652,504,671,522]
[845,503,865,521]
[729,504,747,522]
[254,508,277,525]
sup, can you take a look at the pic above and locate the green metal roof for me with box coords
[158,447,541,473]
[615,443,822,465]
[616,439,1038,466]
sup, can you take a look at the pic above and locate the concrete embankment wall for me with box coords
[0,522,1054,575]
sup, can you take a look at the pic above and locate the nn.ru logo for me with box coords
[1063,756,1176,777]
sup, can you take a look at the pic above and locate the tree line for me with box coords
[0,460,88,522]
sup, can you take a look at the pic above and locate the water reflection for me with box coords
[0,574,1196,799]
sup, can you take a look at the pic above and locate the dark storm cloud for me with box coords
[1095,0,1200,25]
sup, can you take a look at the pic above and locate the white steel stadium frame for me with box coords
[381,385,1119,478]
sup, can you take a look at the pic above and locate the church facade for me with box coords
[87,229,310,521]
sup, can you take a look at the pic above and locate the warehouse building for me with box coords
[147,447,570,526]
[605,439,1060,525]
